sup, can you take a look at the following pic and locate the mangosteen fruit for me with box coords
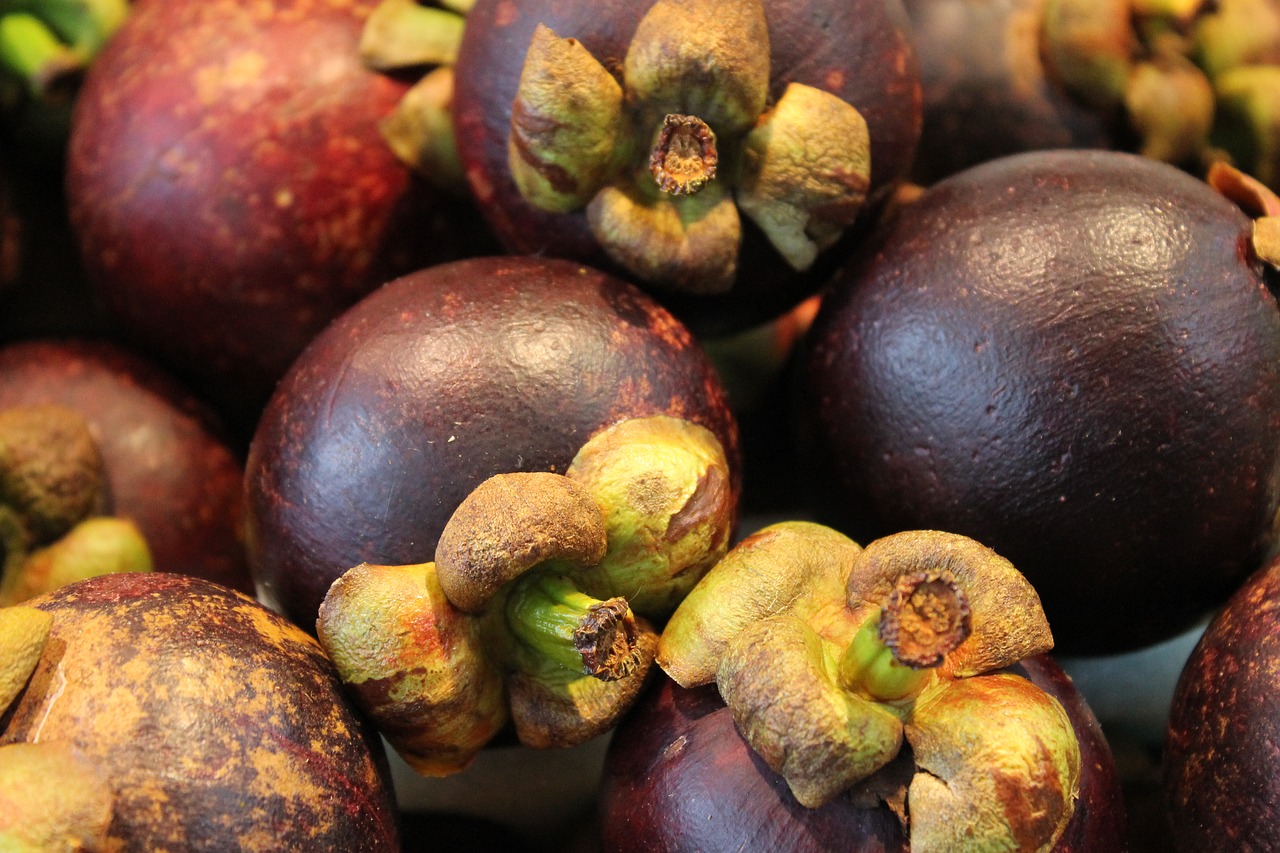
[1163,550,1280,850]
[1,571,399,851]
[0,339,250,593]
[798,149,1280,654]
[904,0,1280,188]
[451,0,922,335]
[244,254,739,633]
[65,0,494,429]
[602,524,1127,852]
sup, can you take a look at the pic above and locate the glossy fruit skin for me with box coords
[65,0,488,430]
[1164,553,1280,850]
[244,255,739,632]
[902,0,1117,185]
[0,339,250,592]
[451,0,922,336]
[1,572,398,852]
[600,656,1125,852]
[798,150,1280,654]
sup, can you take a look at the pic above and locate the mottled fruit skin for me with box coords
[66,0,488,429]
[0,339,250,592]
[903,0,1117,184]
[600,656,1125,852]
[245,255,739,632]
[1,572,398,852]
[1164,554,1280,851]
[799,150,1280,654]
[452,0,922,336]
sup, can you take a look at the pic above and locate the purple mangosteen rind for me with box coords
[245,255,740,635]
[798,149,1280,655]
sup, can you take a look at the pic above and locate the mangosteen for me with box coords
[1163,551,1280,850]
[797,149,1280,654]
[0,339,250,593]
[65,0,495,430]
[1,572,399,851]
[244,254,739,633]
[450,0,922,335]
[903,0,1280,188]
[601,524,1127,851]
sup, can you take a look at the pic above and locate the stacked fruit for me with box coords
[1,0,1279,849]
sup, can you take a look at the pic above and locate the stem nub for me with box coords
[879,570,972,669]
[649,114,718,195]
[505,574,643,681]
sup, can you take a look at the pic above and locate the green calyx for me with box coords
[659,526,1079,851]
[507,0,874,294]
[0,405,152,605]
[360,0,470,192]
[0,0,127,99]
[316,414,735,770]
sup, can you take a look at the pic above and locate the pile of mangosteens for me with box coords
[3,0,1280,848]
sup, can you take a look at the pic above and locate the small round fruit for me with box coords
[1,572,399,851]
[0,339,249,592]
[1164,552,1280,850]
[798,149,1280,654]
[244,255,739,631]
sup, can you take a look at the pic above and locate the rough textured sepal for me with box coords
[509,24,625,213]
[623,0,770,136]
[1124,55,1215,165]
[587,179,741,294]
[508,618,658,748]
[736,83,872,271]
[565,415,734,619]
[717,614,904,808]
[845,530,1054,678]
[360,0,465,70]
[657,521,863,687]
[904,674,1082,853]
[316,562,507,776]
[0,516,152,606]
[0,605,52,715]
[0,742,113,851]
[1040,0,1135,108]
[380,66,466,193]
[434,471,607,613]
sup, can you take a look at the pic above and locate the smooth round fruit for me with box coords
[451,0,922,336]
[244,255,739,631]
[1,572,398,851]
[0,338,249,592]
[1164,552,1280,850]
[599,656,1125,852]
[65,0,487,428]
[798,149,1280,654]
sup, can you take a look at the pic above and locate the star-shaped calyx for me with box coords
[507,0,872,295]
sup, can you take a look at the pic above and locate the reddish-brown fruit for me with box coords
[65,0,492,429]
[1,572,398,851]
[1164,553,1280,850]
[452,0,922,336]
[600,656,1125,852]
[0,339,249,592]
[244,255,739,632]
[798,150,1280,654]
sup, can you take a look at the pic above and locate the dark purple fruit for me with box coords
[1164,551,1280,850]
[0,338,250,592]
[798,149,1280,654]
[65,0,489,429]
[600,656,1126,852]
[244,255,739,631]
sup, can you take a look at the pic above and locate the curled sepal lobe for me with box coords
[508,24,626,213]
[623,0,770,137]
[717,614,904,808]
[316,562,507,776]
[736,83,872,271]
[905,674,1082,853]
